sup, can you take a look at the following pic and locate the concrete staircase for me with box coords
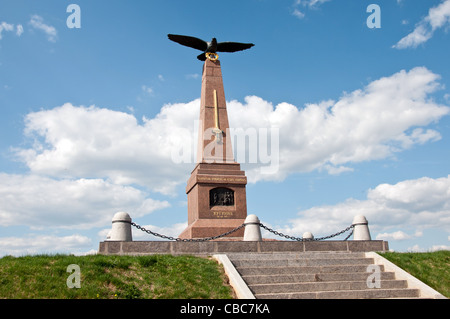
[226,252,421,299]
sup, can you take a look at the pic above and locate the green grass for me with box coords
[0,254,234,299]
[381,250,450,298]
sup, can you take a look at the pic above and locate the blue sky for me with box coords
[1,0,449,255]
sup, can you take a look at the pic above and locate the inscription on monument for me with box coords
[210,187,234,207]
[212,211,234,218]
[198,176,246,183]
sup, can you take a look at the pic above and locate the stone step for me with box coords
[231,257,374,268]
[249,279,408,294]
[255,288,421,299]
[227,252,366,260]
[236,264,385,276]
[225,252,431,299]
[242,271,396,285]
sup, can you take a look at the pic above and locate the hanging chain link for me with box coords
[258,223,304,241]
[259,223,355,241]
[131,222,245,242]
[313,224,355,241]
[131,220,356,242]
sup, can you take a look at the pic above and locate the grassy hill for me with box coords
[0,251,448,299]
[0,254,233,299]
[380,250,449,298]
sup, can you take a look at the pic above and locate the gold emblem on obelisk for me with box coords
[205,52,219,61]
[212,89,223,142]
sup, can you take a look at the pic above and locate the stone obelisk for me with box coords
[179,58,247,239]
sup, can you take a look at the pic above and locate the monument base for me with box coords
[178,218,245,239]
[181,162,248,239]
[98,240,389,256]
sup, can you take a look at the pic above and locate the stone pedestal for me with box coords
[99,240,390,255]
[179,162,247,239]
[179,59,248,239]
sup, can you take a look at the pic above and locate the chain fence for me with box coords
[131,222,245,242]
[258,223,354,241]
[131,221,356,242]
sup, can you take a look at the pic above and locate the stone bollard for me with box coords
[302,232,314,241]
[243,214,262,241]
[108,212,133,241]
[352,215,371,240]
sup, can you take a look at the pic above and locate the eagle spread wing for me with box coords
[217,42,254,53]
[167,34,208,51]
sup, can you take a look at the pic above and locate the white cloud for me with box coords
[407,244,450,252]
[185,73,200,80]
[131,222,188,241]
[281,175,450,240]
[228,67,449,181]
[16,24,23,36]
[428,0,450,29]
[0,173,170,229]
[0,21,16,40]
[430,245,450,251]
[294,0,331,8]
[29,15,57,42]
[291,0,331,18]
[307,0,331,8]
[14,101,199,194]
[394,0,450,49]
[376,231,410,241]
[0,22,24,39]
[292,9,305,19]
[0,234,92,256]
[376,230,422,241]
[394,24,432,49]
[141,85,153,95]
[323,164,354,175]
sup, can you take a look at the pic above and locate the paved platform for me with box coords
[98,240,389,255]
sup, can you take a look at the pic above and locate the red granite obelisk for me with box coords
[179,58,247,239]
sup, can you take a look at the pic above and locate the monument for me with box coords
[99,35,390,258]
[168,34,254,239]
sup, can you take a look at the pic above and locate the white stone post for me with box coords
[243,214,262,241]
[352,215,371,240]
[302,232,314,240]
[109,212,133,241]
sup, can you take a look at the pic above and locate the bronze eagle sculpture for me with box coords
[168,34,254,61]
